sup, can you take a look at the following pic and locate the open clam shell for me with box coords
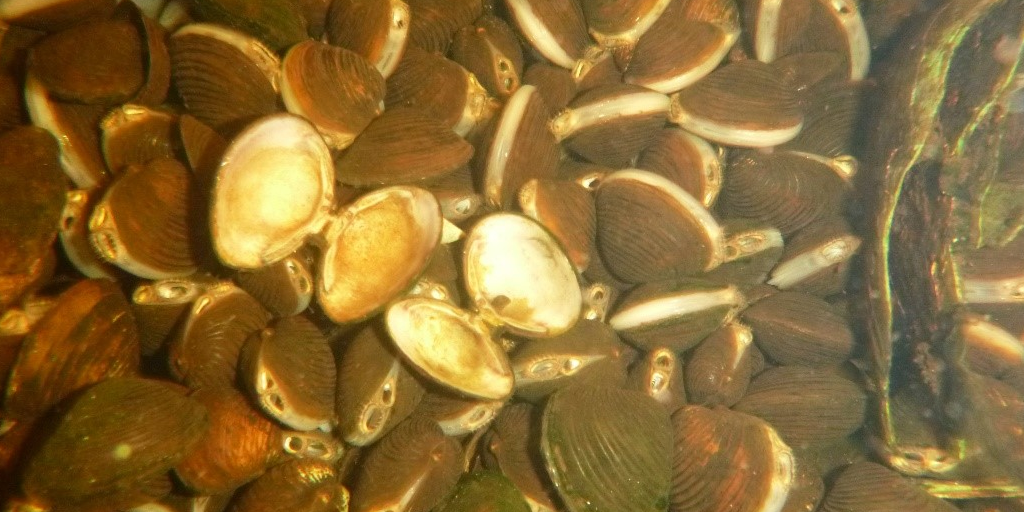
[541,384,673,512]
[596,169,725,283]
[318,186,442,324]
[240,315,336,432]
[518,177,596,272]
[741,291,855,367]
[386,297,513,400]
[685,322,755,407]
[211,113,334,270]
[636,127,723,208]
[463,213,582,337]
[325,0,410,78]
[281,40,385,151]
[504,0,592,69]
[451,15,525,99]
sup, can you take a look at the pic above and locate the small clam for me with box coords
[636,127,723,208]
[518,177,597,272]
[0,0,116,31]
[741,291,855,367]
[434,471,532,512]
[451,15,525,99]
[131,275,214,356]
[178,113,228,179]
[523,62,577,113]
[100,104,178,175]
[405,0,482,53]
[767,216,861,296]
[703,220,785,287]
[962,313,1024,393]
[228,459,349,512]
[627,346,687,411]
[59,189,121,279]
[580,0,673,61]
[188,0,307,51]
[685,322,755,407]
[482,403,560,512]
[234,248,315,317]
[463,213,582,337]
[412,390,505,436]
[325,0,410,78]
[779,80,865,157]
[504,0,592,69]
[571,45,623,90]
[819,462,960,512]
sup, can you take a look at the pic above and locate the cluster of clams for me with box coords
[1,0,1023,510]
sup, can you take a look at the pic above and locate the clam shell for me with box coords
[778,80,864,157]
[424,165,484,224]
[349,417,463,512]
[581,0,673,54]
[959,232,1024,305]
[744,0,814,65]
[962,313,1024,392]
[318,186,442,324]
[89,158,198,279]
[100,104,178,175]
[228,459,349,512]
[636,127,723,207]
[169,23,281,133]
[781,0,870,80]
[504,0,592,68]
[741,291,855,367]
[518,177,596,272]
[281,40,385,151]
[211,114,334,270]
[174,387,283,495]
[413,390,505,436]
[131,275,214,357]
[240,315,336,431]
[3,279,139,423]
[59,189,121,279]
[121,0,173,106]
[0,0,116,31]
[325,0,410,78]
[463,213,582,337]
[552,84,670,167]
[21,378,207,509]
[234,250,315,318]
[541,384,673,512]
[627,346,687,411]
[188,0,307,51]
[669,59,803,147]
[335,106,474,186]
[819,462,960,512]
[386,297,513,400]
[596,169,725,283]
[609,278,745,351]
[571,45,624,90]
[733,366,867,447]
[766,216,861,296]
[702,220,785,287]
[523,62,577,114]
[178,113,228,179]
[407,0,483,53]
[169,282,271,391]
[476,84,560,208]
[684,322,755,407]
[670,405,794,512]
[773,51,848,95]
[434,471,532,512]
[482,403,560,512]
[451,15,525,99]
[336,322,425,447]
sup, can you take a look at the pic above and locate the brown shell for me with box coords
[169,23,280,134]
[627,346,687,411]
[234,250,315,318]
[0,0,116,32]
[100,104,178,175]
[325,0,410,78]
[518,178,596,272]
[743,0,814,64]
[412,389,505,436]
[59,189,121,280]
[281,40,385,150]
[169,282,271,391]
[741,291,855,367]
[685,322,755,407]
[555,84,669,167]
[451,15,525,99]
[120,0,172,107]
[174,387,283,495]
[240,315,336,431]
[580,0,671,44]
[228,459,349,512]
[523,62,577,114]
[131,275,214,357]
[504,0,591,68]
[482,403,560,512]
[188,0,307,51]
[778,80,864,157]
[407,0,483,53]
[88,158,199,279]
[21,378,207,510]
[178,113,229,180]
[336,322,425,446]
[819,462,960,512]
[766,215,861,297]
[349,417,464,512]
[385,46,482,133]
[702,220,785,287]
[423,165,484,224]
[636,127,723,207]
[733,366,867,447]
[335,107,473,187]
[3,279,139,422]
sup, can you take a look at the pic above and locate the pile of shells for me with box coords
[0,0,1022,511]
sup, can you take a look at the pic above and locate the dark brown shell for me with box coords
[234,250,315,317]
[100,105,179,175]
[325,0,410,78]
[385,46,483,133]
[555,84,669,167]
[627,347,687,411]
[766,215,861,297]
[24,77,109,188]
[188,0,308,51]
[636,127,723,207]
[228,459,349,512]
[523,62,577,114]
[778,80,864,157]
[0,0,116,32]
[131,275,214,357]
[451,15,525,99]
[685,322,755,407]
[407,0,483,53]
[741,291,855,367]
[702,220,785,287]
[518,178,596,272]
[412,389,505,436]
[59,189,121,280]
[504,0,592,68]
[819,462,960,512]
[580,0,670,43]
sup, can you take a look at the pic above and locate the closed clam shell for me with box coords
[451,15,525,98]
[178,113,228,179]
[318,186,442,324]
[386,297,513,400]
[483,403,560,512]
[132,275,214,357]
[423,165,484,224]
[609,278,745,351]
[523,62,577,114]
[741,291,855,367]
[211,114,334,270]
[434,471,532,512]
[819,462,960,512]
[504,0,592,69]
[778,80,864,157]
[719,150,849,237]
[0,0,116,31]
[463,213,582,337]
[511,319,628,402]
[100,104,178,175]
[476,85,561,208]
[552,84,670,167]
[703,220,785,287]
[669,59,803,147]
[636,127,723,207]
[240,315,336,432]
[780,0,870,80]
[627,347,686,411]
[413,389,505,436]
[174,387,283,495]
[169,282,271,391]
[350,417,463,512]
[335,107,474,186]
[169,23,280,133]
[188,0,307,51]
[733,366,867,447]
[325,0,410,78]
[406,0,482,53]
[281,40,385,151]
[744,0,815,65]
[670,405,794,512]
[684,322,755,407]
[21,377,208,510]
[3,279,139,423]
[89,158,198,279]
[541,384,673,512]
[228,459,349,512]
[596,169,725,283]
[59,189,121,279]
[581,0,673,53]
[337,322,424,447]
[235,249,315,317]
[767,216,861,296]
[518,177,596,272]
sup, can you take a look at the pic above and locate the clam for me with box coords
[405,0,482,53]
[325,0,410,78]
[434,471,532,512]
[962,313,1024,393]
[234,248,315,317]
[596,169,725,283]
[703,220,785,287]
[684,322,755,407]
[463,213,582,337]
[779,80,864,157]
[819,462,960,512]
[412,390,505,436]
[100,104,179,175]
[766,216,861,296]
[608,278,745,351]
[504,0,592,69]
[178,113,228,179]
[571,45,623,90]
[580,0,673,61]
[386,297,514,400]
[741,291,855,367]
[670,405,794,512]
[482,403,560,512]
[188,0,307,51]
[239,315,337,432]
[627,346,687,411]
[281,40,385,151]
[0,0,116,31]
[541,384,673,512]
[518,177,597,272]
[211,114,334,270]
[228,459,349,512]
[89,157,199,279]
[318,186,442,324]
[523,62,577,113]
[131,275,214,356]
[451,15,525,99]
[636,127,723,208]
[424,165,484,224]
[59,189,121,279]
